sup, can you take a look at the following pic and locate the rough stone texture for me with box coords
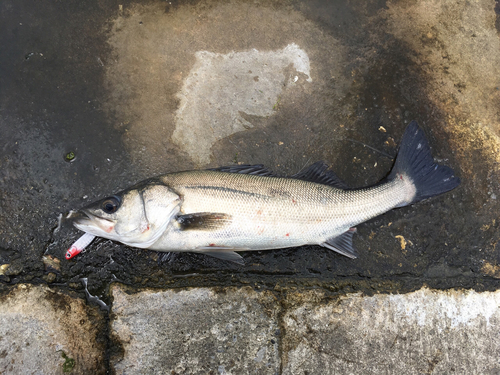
[283,288,500,374]
[0,284,105,375]
[111,284,280,374]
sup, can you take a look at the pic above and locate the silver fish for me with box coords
[73,121,460,264]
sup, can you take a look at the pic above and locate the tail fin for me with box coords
[388,121,460,205]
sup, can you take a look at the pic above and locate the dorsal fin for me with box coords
[209,164,276,176]
[211,162,348,188]
[292,161,348,189]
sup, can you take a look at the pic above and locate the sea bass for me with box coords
[72,121,460,264]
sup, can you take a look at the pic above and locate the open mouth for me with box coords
[68,209,92,224]
[72,209,116,234]
[73,209,112,225]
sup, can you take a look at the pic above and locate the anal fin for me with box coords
[321,228,358,259]
[193,247,247,265]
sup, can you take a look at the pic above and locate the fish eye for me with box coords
[101,196,121,214]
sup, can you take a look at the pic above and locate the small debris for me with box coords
[43,272,57,283]
[378,126,387,133]
[0,264,9,276]
[65,151,76,162]
[395,235,407,250]
[43,255,61,272]
[481,262,500,279]
[385,137,397,148]
[0,262,23,276]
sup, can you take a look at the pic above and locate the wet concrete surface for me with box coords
[1,0,500,373]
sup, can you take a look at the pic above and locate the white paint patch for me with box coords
[283,287,500,374]
[172,43,312,165]
[387,288,500,332]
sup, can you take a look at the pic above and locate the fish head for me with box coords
[73,182,181,248]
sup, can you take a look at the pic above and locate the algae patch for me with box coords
[59,350,75,373]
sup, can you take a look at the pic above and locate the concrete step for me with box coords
[3,284,500,374]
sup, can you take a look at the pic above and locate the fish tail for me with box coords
[388,121,460,206]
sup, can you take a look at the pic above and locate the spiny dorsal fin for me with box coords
[321,228,358,258]
[176,212,232,231]
[211,162,348,189]
[292,161,349,189]
[209,164,276,177]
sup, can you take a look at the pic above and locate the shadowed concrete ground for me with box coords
[1,0,500,373]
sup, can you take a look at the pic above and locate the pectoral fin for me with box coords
[321,228,358,259]
[176,213,232,231]
[193,247,246,265]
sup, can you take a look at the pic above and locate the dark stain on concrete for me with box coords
[495,0,500,33]
[1,0,499,312]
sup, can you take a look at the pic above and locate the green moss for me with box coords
[272,95,281,110]
[59,351,75,373]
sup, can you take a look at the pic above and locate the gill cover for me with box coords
[134,184,182,247]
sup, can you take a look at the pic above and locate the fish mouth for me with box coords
[75,209,112,223]
[72,209,115,234]
[74,209,145,239]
